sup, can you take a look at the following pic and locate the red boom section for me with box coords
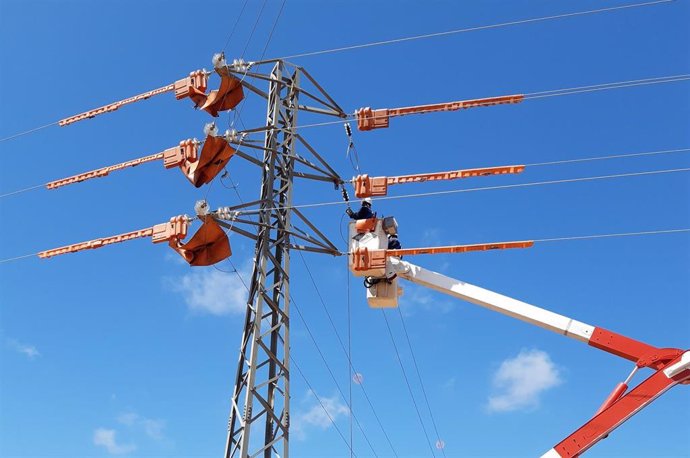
[356,94,524,131]
[553,354,689,457]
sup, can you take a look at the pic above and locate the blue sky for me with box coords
[1,0,689,457]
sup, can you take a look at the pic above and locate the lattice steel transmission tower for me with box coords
[218,60,346,458]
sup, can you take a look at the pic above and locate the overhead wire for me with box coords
[533,228,690,243]
[347,255,354,458]
[3,227,688,266]
[275,0,674,60]
[2,145,688,200]
[0,1,682,144]
[525,147,690,167]
[290,293,380,457]
[291,356,358,457]
[381,309,437,457]
[233,167,690,215]
[395,307,447,457]
[232,73,689,135]
[222,0,250,52]
[0,121,59,143]
[296,250,399,456]
[523,74,690,100]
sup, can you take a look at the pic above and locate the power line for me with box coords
[3,227,688,266]
[525,147,690,167]
[290,356,358,457]
[2,145,687,200]
[275,0,674,60]
[222,0,250,51]
[395,307,447,457]
[524,75,690,100]
[236,167,690,215]
[296,251,399,456]
[290,294,380,457]
[533,228,690,243]
[523,74,689,98]
[381,310,437,457]
[0,121,58,143]
[241,74,689,134]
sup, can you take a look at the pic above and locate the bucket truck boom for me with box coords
[347,218,689,457]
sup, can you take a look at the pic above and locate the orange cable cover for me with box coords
[58,83,176,127]
[386,240,534,257]
[38,216,188,259]
[45,140,199,190]
[353,165,525,198]
[356,94,524,131]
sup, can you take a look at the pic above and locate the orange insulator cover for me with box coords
[385,241,534,257]
[356,107,390,131]
[351,247,387,272]
[151,216,189,244]
[162,139,199,169]
[355,217,378,233]
[180,135,236,187]
[356,94,524,131]
[174,70,209,107]
[169,217,231,266]
[353,175,388,198]
[200,74,245,117]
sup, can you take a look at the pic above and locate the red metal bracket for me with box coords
[552,350,689,457]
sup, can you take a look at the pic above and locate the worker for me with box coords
[346,197,374,220]
[387,233,401,250]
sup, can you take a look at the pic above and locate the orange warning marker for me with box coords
[353,165,525,198]
[355,94,524,131]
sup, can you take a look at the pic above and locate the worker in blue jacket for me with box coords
[387,233,401,250]
[346,197,374,219]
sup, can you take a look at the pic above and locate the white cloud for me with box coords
[399,283,455,315]
[487,349,562,413]
[292,391,350,440]
[93,428,136,455]
[421,228,442,246]
[168,267,249,316]
[6,338,40,359]
[117,412,165,440]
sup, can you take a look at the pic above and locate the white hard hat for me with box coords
[362,197,372,205]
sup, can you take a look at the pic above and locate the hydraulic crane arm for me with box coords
[386,258,689,457]
[352,165,525,198]
[355,94,524,131]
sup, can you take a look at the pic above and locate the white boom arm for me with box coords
[390,258,595,343]
[384,257,689,457]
